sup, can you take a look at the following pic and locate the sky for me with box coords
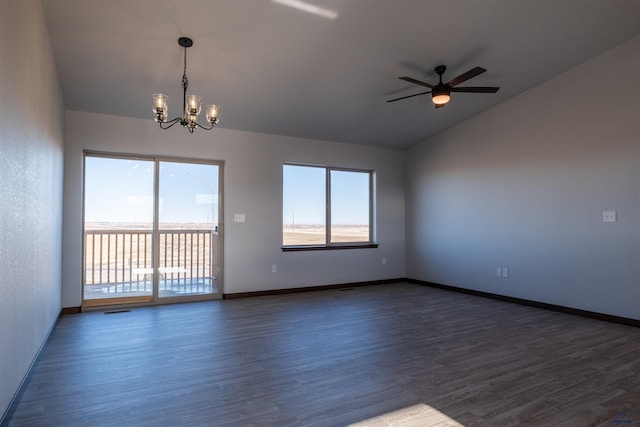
[282,165,370,225]
[84,157,218,225]
[85,157,369,226]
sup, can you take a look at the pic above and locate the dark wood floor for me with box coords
[4,283,640,426]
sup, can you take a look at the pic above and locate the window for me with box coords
[283,164,375,249]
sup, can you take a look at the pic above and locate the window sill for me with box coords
[282,243,379,252]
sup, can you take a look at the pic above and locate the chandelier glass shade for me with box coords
[153,37,221,133]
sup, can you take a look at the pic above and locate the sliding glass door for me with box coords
[157,160,220,299]
[83,156,155,306]
[83,153,223,307]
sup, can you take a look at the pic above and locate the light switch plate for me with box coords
[233,213,246,223]
[603,211,616,223]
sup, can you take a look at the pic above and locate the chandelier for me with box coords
[153,37,221,133]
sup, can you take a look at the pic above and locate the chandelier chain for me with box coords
[182,45,189,91]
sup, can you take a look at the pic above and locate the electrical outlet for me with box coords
[271,264,277,273]
[382,257,386,265]
[502,267,509,278]
[496,267,502,277]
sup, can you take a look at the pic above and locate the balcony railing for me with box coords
[84,229,218,299]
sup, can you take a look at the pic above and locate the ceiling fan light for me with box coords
[432,93,450,105]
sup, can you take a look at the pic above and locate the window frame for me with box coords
[282,163,378,251]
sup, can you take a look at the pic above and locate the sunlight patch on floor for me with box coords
[349,403,465,427]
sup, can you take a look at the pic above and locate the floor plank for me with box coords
[3,283,640,426]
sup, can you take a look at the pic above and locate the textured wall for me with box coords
[406,35,640,320]
[0,0,65,419]
[62,113,405,307]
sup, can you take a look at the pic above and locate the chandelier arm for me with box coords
[158,117,182,129]
[193,121,215,131]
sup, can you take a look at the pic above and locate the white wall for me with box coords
[0,0,65,418]
[62,111,405,307]
[406,35,640,320]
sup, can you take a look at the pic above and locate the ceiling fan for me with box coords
[387,65,500,108]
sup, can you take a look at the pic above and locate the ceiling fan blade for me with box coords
[399,76,434,88]
[450,86,500,93]
[446,67,486,87]
[387,91,431,103]
[435,103,446,109]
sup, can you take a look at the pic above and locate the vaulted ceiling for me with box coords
[43,0,640,149]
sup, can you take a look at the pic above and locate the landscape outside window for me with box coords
[283,164,372,247]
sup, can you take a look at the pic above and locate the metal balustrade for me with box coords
[84,229,218,299]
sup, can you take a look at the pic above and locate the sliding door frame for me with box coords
[82,151,224,310]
